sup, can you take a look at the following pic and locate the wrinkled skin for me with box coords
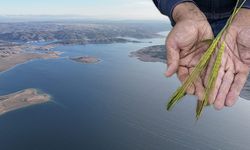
[205,9,250,110]
[166,2,214,100]
[166,3,250,110]
[166,19,213,100]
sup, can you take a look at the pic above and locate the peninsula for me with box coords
[0,89,50,115]
[0,40,61,72]
[130,45,166,63]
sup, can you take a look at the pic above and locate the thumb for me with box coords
[165,46,180,77]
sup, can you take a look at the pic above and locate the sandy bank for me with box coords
[0,88,50,115]
[0,52,60,72]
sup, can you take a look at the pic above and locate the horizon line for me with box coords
[0,15,169,23]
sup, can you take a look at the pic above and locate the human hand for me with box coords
[205,9,250,110]
[166,2,214,100]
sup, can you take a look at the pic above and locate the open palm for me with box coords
[205,25,250,109]
[166,19,214,100]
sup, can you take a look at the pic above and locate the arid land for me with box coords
[0,89,50,115]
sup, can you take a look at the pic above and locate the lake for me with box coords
[0,32,250,150]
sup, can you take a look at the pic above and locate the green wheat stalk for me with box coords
[166,0,246,118]
[196,42,225,119]
[166,36,220,110]
[195,0,245,119]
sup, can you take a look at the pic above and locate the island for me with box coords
[130,45,166,63]
[70,56,100,64]
[0,89,50,115]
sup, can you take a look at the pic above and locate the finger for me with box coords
[204,43,226,85]
[187,84,195,95]
[209,68,225,105]
[225,72,249,107]
[187,68,195,95]
[214,57,234,109]
[177,66,188,82]
[177,66,195,95]
[204,53,216,86]
[166,47,180,77]
[214,69,234,110]
[206,50,227,105]
[165,38,180,77]
[194,75,205,101]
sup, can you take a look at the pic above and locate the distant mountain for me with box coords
[0,21,169,44]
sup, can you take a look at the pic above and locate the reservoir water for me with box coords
[0,33,250,150]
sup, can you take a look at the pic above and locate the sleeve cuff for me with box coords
[156,0,195,26]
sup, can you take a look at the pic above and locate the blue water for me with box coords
[0,34,250,150]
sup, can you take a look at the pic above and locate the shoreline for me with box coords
[0,52,61,73]
[0,56,61,76]
[0,88,51,115]
[130,45,166,63]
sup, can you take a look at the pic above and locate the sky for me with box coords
[0,0,168,20]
